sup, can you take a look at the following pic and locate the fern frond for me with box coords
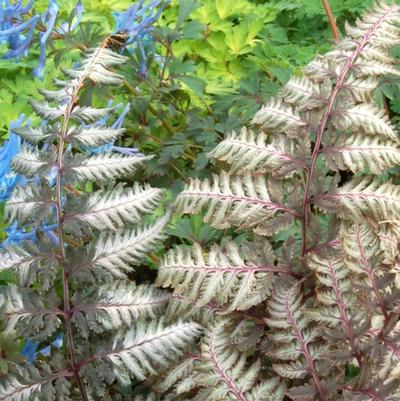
[70,105,114,123]
[307,253,365,365]
[71,214,169,279]
[11,145,51,177]
[315,178,400,222]
[88,320,202,383]
[166,294,264,326]
[12,126,52,144]
[341,223,391,319]
[343,76,379,102]
[63,47,128,85]
[334,104,399,142]
[157,241,279,311]
[265,281,329,399]
[176,172,297,230]
[31,100,66,120]
[72,283,170,337]
[65,153,150,182]
[38,88,70,104]
[67,126,125,147]
[0,365,72,401]
[344,2,400,47]
[209,128,308,176]
[2,286,62,339]
[65,184,163,231]
[0,245,57,286]
[252,98,308,134]
[191,319,285,401]
[5,184,53,224]
[279,76,323,108]
[352,59,400,77]
[321,134,400,174]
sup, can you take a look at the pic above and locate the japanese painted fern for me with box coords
[0,42,201,400]
[155,2,400,400]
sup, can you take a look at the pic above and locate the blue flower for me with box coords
[33,0,59,79]
[0,0,39,59]
[0,0,83,79]
[1,222,58,248]
[20,333,64,364]
[114,0,166,40]
[0,114,26,201]
[20,339,38,364]
[113,0,167,78]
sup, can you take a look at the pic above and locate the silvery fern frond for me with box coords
[1,286,62,340]
[84,320,202,384]
[183,320,286,401]
[64,152,150,183]
[157,241,279,311]
[70,214,169,279]
[333,104,399,142]
[67,126,125,147]
[165,2,400,400]
[0,244,58,286]
[11,145,52,177]
[5,184,53,224]
[341,223,394,319]
[251,98,308,134]
[265,282,332,399]
[321,134,400,174]
[177,172,297,230]
[0,39,200,400]
[72,283,170,337]
[314,178,400,222]
[306,253,366,366]
[0,364,72,401]
[11,126,52,144]
[209,127,309,177]
[64,183,163,231]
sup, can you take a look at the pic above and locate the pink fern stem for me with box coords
[354,226,389,321]
[300,5,398,256]
[209,331,249,401]
[325,260,362,366]
[284,289,326,401]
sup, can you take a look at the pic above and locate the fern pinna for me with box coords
[0,41,201,400]
[156,2,400,400]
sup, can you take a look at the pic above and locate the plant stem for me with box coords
[321,0,340,42]
[55,40,113,401]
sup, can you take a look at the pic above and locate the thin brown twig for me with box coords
[322,0,340,42]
